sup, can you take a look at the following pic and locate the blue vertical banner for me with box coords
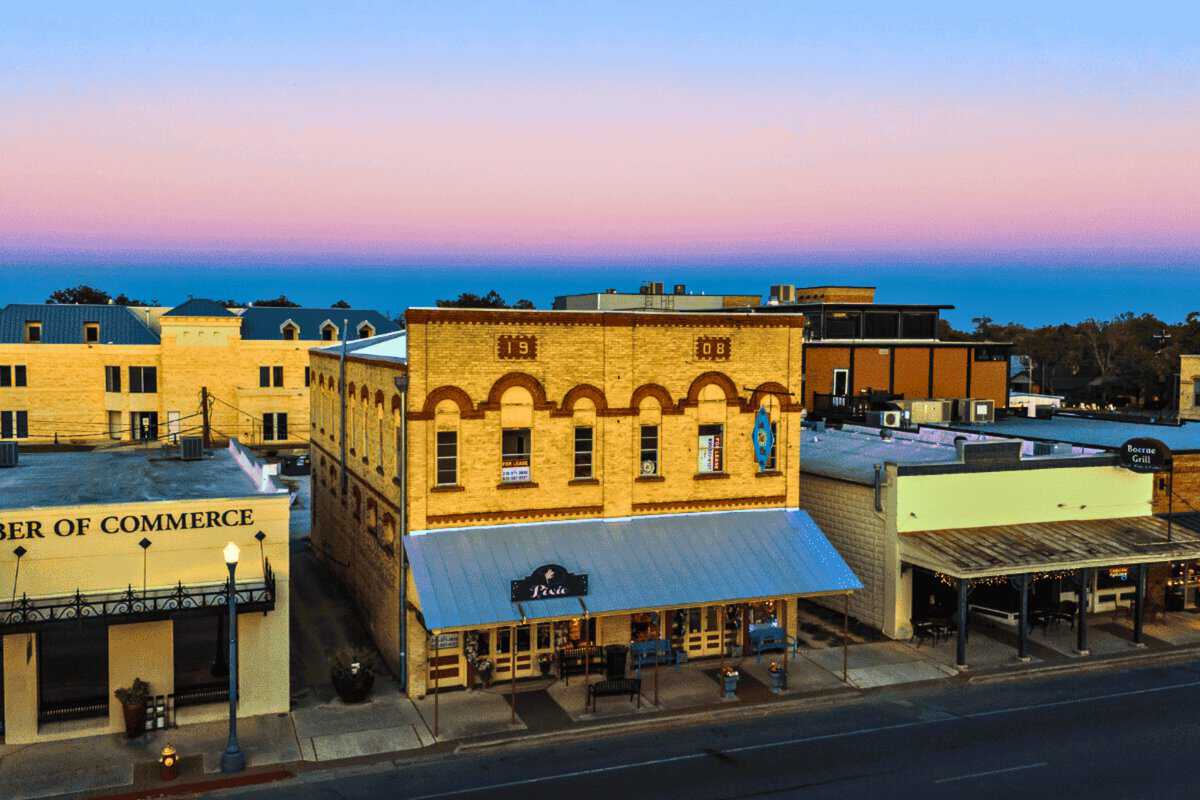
[753,407,774,471]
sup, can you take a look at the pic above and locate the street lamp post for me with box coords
[220,541,246,774]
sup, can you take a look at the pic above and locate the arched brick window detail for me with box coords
[482,372,552,410]
[683,371,740,408]
[415,385,479,420]
[380,513,396,547]
[555,384,609,417]
[629,383,677,415]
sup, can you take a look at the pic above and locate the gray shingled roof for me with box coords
[239,307,400,341]
[163,298,236,317]
[0,304,159,344]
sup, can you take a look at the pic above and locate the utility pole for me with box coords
[201,386,211,448]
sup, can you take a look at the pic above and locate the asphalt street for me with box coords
[220,658,1200,800]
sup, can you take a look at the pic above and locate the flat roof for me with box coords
[0,446,276,510]
[800,423,1108,486]
[932,413,1200,454]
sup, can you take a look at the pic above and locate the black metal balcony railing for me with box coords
[0,559,276,634]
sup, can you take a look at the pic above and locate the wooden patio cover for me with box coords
[900,516,1200,579]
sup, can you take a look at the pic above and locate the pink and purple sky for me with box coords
[1,3,1196,324]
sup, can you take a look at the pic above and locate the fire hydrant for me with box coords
[159,744,179,781]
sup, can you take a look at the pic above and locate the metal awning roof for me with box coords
[901,517,1200,579]
[404,509,862,632]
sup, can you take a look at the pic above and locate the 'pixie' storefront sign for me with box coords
[1119,438,1172,474]
[510,564,588,602]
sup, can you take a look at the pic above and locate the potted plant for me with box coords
[114,678,151,738]
[720,665,739,699]
[767,661,787,694]
[476,658,494,688]
[537,653,554,677]
[331,649,375,703]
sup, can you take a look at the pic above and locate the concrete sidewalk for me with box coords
[9,611,1200,799]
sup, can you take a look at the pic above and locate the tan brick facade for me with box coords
[0,313,324,447]
[799,474,887,630]
[309,308,810,695]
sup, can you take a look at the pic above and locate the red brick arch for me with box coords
[682,371,741,409]
[553,383,609,417]
[481,372,554,411]
[746,381,800,412]
[414,385,481,420]
[629,383,679,415]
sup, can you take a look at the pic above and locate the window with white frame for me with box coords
[1,410,28,439]
[436,431,458,485]
[262,412,288,441]
[573,426,594,479]
[639,425,659,476]
[501,428,531,483]
[697,424,724,474]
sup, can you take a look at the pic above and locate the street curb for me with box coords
[967,644,1200,685]
[89,769,293,800]
[454,687,863,753]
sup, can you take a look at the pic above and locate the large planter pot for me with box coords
[722,675,739,699]
[769,669,786,694]
[332,668,375,704]
[122,702,147,739]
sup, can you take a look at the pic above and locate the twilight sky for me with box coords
[1,2,1197,326]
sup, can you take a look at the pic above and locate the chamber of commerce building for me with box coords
[310,308,860,698]
[0,300,397,448]
[0,440,290,744]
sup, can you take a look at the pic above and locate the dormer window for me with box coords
[357,322,375,339]
[24,322,41,343]
[84,322,100,343]
[321,322,338,341]
[281,320,299,340]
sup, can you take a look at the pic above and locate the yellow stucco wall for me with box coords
[896,465,1153,533]
[0,492,290,744]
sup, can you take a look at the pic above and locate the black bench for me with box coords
[587,678,642,712]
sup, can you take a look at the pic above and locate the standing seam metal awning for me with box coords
[403,509,862,632]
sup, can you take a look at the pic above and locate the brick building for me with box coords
[799,423,1200,668]
[1181,354,1200,421]
[309,307,859,697]
[0,300,397,447]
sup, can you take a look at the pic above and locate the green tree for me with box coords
[331,299,352,309]
[250,295,300,307]
[435,290,535,309]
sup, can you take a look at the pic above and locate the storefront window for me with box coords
[496,628,512,654]
[174,615,228,708]
[688,608,701,634]
[516,626,531,652]
[38,623,109,724]
[501,428,531,483]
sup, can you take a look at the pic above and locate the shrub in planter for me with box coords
[476,658,495,688]
[331,649,376,703]
[114,678,151,738]
[537,653,554,677]
[767,661,787,694]
[720,665,740,699]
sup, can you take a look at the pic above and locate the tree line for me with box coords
[947,312,1200,410]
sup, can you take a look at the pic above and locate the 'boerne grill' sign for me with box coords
[1119,438,1172,474]
[511,564,589,602]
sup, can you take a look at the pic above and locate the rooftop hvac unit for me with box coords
[906,400,948,424]
[866,410,903,429]
[0,441,17,468]
[968,399,995,424]
[180,436,204,461]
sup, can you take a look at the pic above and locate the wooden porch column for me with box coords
[1076,568,1091,656]
[1016,573,1030,663]
[1133,563,1147,647]
[430,634,439,739]
[956,578,969,669]
[842,593,849,683]
[510,625,517,723]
